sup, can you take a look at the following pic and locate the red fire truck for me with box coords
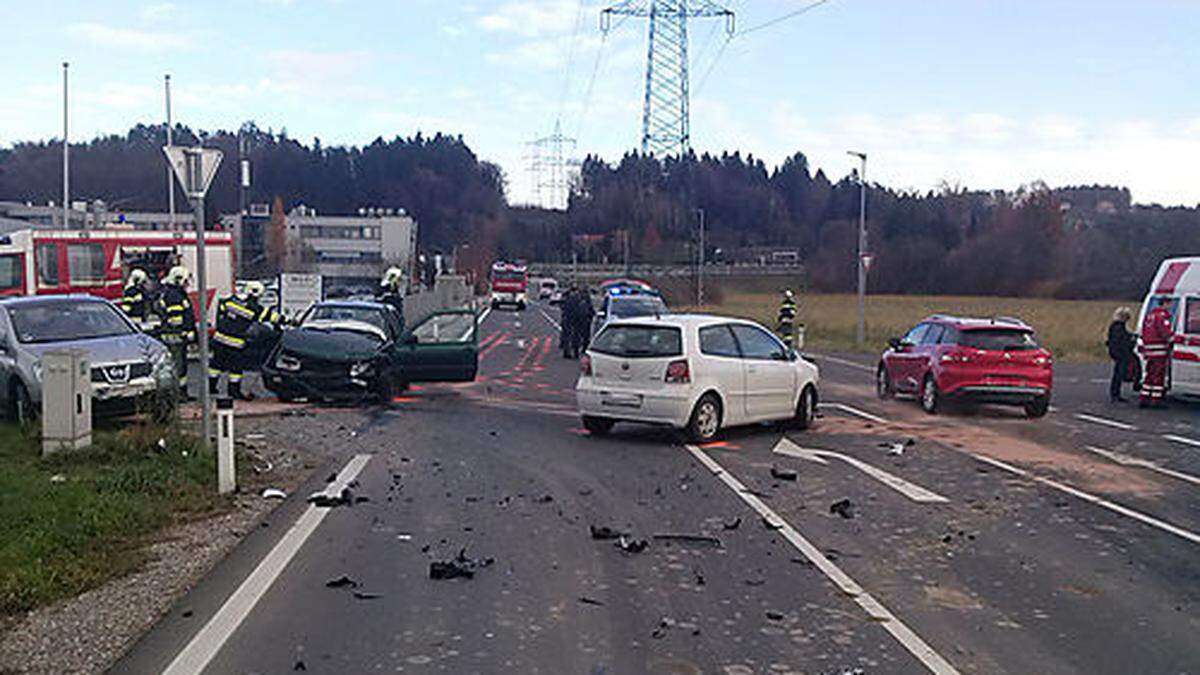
[489,261,529,311]
[0,228,235,324]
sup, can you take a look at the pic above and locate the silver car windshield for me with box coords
[9,302,134,344]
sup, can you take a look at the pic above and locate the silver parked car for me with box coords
[0,295,179,421]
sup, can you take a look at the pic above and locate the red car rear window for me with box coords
[957,328,1039,351]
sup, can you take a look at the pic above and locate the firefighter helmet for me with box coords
[244,281,266,299]
[381,266,405,289]
[126,268,148,288]
[165,265,190,286]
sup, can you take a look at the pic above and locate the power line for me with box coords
[737,0,833,37]
[554,0,588,125]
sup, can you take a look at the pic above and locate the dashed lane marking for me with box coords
[1084,445,1200,487]
[973,454,1200,546]
[816,354,876,373]
[686,444,961,675]
[1074,413,1137,431]
[1162,434,1200,449]
[537,304,562,332]
[820,402,890,425]
[477,306,492,329]
[774,437,949,503]
[163,454,373,675]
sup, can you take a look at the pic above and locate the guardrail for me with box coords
[530,263,804,280]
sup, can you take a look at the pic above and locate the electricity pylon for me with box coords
[602,0,734,157]
[527,120,577,210]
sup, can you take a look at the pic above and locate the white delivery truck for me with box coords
[1137,257,1200,397]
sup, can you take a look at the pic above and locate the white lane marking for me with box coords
[477,305,493,328]
[1084,445,1200,487]
[537,304,562,332]
[821,402,890,425]
[1074,413,1137,431]
[973,454,1200,546]
[686,444,960,675]
[1162,434,1200,449]
[163,454,373,675]
[817,354,875,373]
[774,438,949,503]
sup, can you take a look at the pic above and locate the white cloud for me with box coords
[961,113,1014,143]
[478,1,582,38]
[1030,114,1083,142]
[67,22,192,51]
[140,3,177,21]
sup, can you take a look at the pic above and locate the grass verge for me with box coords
[0,423,226,618]
[689,292,1134,362]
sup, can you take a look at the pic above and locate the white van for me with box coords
[1137,257,1200,397]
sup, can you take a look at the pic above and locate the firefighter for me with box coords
[120,268,154,330]
[156,266,196,400]
[209,281,281,401]
[378,266,406,318]
[1138,297,1175,408]
[777,289,798,348]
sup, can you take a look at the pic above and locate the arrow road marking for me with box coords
[1084,445,1200,487]
[773,437,949,503]
[686,444,961,675]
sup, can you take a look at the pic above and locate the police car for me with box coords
[591,281,668,338]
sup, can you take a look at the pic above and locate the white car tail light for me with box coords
[580,354,593,376]
[665,359,690,384]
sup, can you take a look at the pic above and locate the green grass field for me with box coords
[0,424,223,618]
[688,292,1133,362]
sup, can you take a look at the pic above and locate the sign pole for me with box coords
[193,189,211,448]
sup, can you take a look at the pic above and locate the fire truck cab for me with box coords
[0,229,235,325]
[490,261,529,311]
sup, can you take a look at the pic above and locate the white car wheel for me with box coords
[687,394,722,443]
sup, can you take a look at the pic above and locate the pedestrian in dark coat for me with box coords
[561,286,579,358]
[574,289,595,356]
[1106,306,1136,403]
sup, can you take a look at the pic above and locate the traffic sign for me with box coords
[860,253,874,272]
[164,145,223,199]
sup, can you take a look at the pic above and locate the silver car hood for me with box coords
[20,332,166,365]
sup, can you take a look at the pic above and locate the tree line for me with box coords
[1,125,1196,299]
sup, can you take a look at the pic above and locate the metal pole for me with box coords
[697,208,705,306]
[62,62,69,229]
[166,74,175,229]
[193,193,211,448]
[850,152,868,347]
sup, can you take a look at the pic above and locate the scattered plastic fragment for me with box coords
[722,517,741,530]
[652,533,722,548]
[590,525,627,540]
[761,517,783,531]
[49,474,66,483]
[770,466,798,481]
[766,610,784,621]
[353,591,382,600]
[829,499,855,519]
[616,536,649,554]
[261,488,287,500]
[579,596,605,606]
[325,575,358,589]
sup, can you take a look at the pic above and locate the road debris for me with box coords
[325,472,337,483]
[352,591,382,600]
[429,547,495,580]
[589,525,628,540]
[534,494,554,504]
[261,488,287,500]
[578,596,606,606]
[325,575,358,589]
[722,517,741,530]
[49,474,66,483]
[294,659,307,671]
[307,487,355,508]
[694,567,706,586]
[829,499,855,519]
[761,516,784,531]
[770,466,798,481]
[652,533,722,548]
[765,610,785,621]
[650,616,676,639]
[616,536,649,553]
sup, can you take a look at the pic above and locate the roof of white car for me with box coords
[604,313,762,330]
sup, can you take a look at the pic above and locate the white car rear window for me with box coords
[591,325,682,358]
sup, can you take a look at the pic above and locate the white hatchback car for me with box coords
[576,314,819,442]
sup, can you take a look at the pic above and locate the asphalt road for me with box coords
[116,304,1200,674]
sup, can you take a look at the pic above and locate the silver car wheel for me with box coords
[696,400,719,439]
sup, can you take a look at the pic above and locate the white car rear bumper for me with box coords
[576,383,693,427]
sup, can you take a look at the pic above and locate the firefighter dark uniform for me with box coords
[120,282,152,328]
[1139,303,1174,407]
[156,279,196,398]
[777,291,798,348]
[210,294,281,400]
[377,289,405,319]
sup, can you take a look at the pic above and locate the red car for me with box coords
[876,315,1053,417]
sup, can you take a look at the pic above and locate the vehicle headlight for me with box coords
[275,353,302,372]
[32,360,43,382]
[349,361,373,378]
[152,349,171,373]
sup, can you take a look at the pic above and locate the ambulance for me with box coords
[1137,257,1200,397]
[0,228,235,325]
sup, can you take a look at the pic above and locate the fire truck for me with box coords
[0,228,235,325]
[489,261,529,310]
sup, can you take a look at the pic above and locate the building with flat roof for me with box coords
[223,203,417,294]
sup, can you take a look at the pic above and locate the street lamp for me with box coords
[847,151,868,347]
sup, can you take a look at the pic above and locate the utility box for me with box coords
[41,349,92,455]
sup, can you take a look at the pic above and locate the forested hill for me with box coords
[2,126,1198,299]
[0,124,508,253]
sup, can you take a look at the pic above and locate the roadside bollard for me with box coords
[216,397,236,494]
[795,323,806,350]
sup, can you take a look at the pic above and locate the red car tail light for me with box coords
[580,354,593,376]
[665,359,690,384]
[940,349,973,364]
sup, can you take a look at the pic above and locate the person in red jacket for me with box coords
[1139,298,1175,408]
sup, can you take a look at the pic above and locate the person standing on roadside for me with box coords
[777,289,798,349]
[1139,298,1175,408]
[561,285,580,358]
[1106,306,1136,403]
[573,287,595,357]
[155,266,196,401]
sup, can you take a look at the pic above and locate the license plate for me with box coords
[601,392,643,408]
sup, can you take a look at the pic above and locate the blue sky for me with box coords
[3,0,1198,206]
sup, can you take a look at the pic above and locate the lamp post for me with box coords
[62,62,69,228]
[847,151,867,347]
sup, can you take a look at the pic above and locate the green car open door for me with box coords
[396,310,479,383]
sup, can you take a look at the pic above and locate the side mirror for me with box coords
[403,333,418,345]
[888,337,903,350]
